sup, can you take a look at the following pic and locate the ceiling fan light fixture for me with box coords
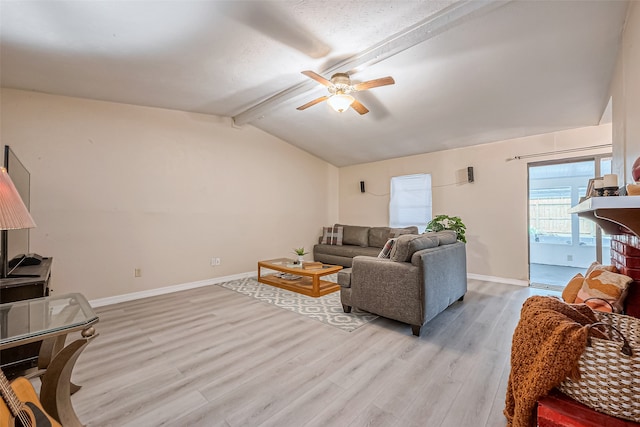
[327,94,355,113]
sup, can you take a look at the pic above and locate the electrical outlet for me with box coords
[567,255,573,261]
[211,257,221,266]
[134,268,141,277]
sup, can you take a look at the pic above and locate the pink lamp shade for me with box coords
[0,167,36,230]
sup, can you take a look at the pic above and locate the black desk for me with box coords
[0,257,53,376]
[0,257,53,303]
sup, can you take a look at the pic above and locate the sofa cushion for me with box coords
[369,226,418,248]
[369,227,392,248]
[390,234,439,262]
[408,235,440,256]
[377,238,396,258]
[390,226,419,237]
[320,226,343,245]
[336,224,369,247]
[315,243,380,258]
[424,230,458,245]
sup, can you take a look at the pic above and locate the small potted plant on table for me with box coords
[293,247,308,264]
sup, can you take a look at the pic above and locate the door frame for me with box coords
[527,154,611,286]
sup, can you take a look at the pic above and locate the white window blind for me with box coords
[389,174,432,231]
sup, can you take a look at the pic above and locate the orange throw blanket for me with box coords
[504,296,607,427]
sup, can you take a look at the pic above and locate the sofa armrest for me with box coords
[414,242,467,322]
[350,256,422,324]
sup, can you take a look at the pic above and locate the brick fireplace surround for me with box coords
[537,230,640,427]
[611,231,640,318]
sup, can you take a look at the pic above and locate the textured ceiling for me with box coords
[0,0,629,166]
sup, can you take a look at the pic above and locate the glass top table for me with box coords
[0,292,98,349]
[0,292,99,427]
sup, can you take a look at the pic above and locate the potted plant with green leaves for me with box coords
[293,247,308,264]
[425,215,467,243]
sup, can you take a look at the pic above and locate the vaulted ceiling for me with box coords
[0,1,629,166]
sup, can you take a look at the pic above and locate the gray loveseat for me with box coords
[338,230,467,336]
[313,224,418,267]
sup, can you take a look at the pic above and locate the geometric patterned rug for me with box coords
[218,276,378,332]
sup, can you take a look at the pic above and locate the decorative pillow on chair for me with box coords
[574,269,633,313]
[321,226,343,245]
[561,273,584,303]
[377,238,396,258]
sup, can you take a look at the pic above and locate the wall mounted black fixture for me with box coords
[360,181,365,193]
[467,167,474,183]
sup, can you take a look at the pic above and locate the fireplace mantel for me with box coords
[568,196,640,237]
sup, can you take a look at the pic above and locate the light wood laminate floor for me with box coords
[65,279,557,426]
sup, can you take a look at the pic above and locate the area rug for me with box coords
[218,276,377,332]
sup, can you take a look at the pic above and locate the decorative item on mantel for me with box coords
[593,178,604,197]
[627,156,640,196]
[628,183,640,196]
[601,173,619,197]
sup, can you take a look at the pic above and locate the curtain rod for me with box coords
[506,143,612,161]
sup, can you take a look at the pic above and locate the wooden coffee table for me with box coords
[257,258,342,297]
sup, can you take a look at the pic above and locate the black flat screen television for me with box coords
[1,145,31,278]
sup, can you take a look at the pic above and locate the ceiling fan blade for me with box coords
[350,100,369,115]
[296,96,329,110]
[301,70,332,87]
[354,76,395,91]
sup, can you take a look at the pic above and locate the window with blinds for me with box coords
[389,173,432,231]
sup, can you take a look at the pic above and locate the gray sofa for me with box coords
[338,230,467,336]
[313,224,418,267]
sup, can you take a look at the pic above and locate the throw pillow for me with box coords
[561,273,584,303]
[585,261,618,275]
[377,238,396,258]
[574,269,633,313]
[320,226,343,246]
[575,289,615,312]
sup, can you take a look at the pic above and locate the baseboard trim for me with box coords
[89,271,256,307]
[90,271,528,307]
[467,273,529,287]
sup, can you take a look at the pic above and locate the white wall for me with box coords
[1,89,339,300]
[339,124,612,283]
[612,1,640,182]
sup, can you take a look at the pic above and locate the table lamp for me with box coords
[0,167,36,278]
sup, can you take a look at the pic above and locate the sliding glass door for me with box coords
[528,156,611,288]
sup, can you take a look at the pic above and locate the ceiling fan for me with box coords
[296,70,395,115]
